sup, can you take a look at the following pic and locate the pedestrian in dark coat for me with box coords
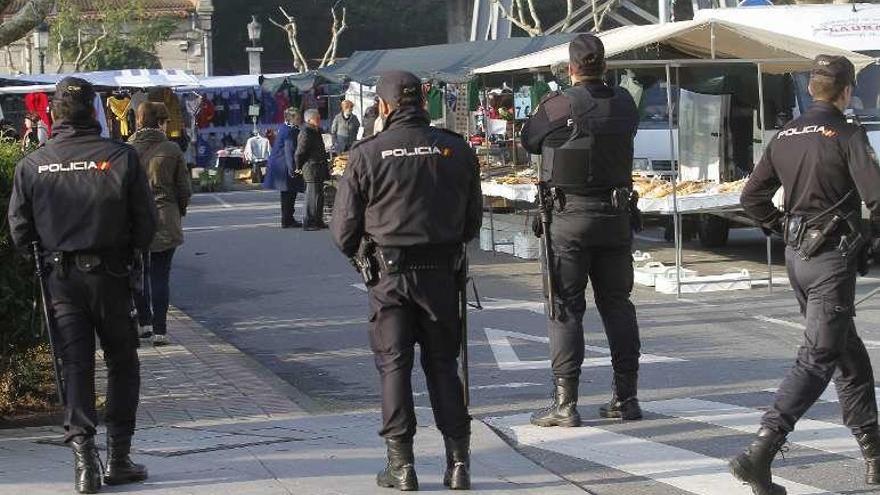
[296,108,329,230]
[262,108,304,228]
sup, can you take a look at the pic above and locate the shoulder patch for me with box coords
[538,90,562,106]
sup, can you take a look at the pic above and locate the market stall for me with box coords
[473,19,876,295]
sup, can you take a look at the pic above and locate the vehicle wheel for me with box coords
[698,215,730,248]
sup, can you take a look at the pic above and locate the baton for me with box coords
[31,242,66,405]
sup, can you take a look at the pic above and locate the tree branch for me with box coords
[319,6,347,68]
[526,0,542,33]
[492,0,542,36]
[78,24,108,70]
[4,45,17,74]
[55,32,64,73]
[270,6,310,73]
[594,0,619,33]
[0,0,55,49]
[563,0,574,32]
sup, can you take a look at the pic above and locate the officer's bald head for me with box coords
[51,77,96,124]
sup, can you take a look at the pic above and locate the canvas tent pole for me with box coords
[756,61,773,293]
[665,63,681,299]
[359,83,364,138]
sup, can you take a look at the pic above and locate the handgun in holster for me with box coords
[612,187,644,233]
[351,238,380,287]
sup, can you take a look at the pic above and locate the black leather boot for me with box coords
[599,372,643,420]
[856,427,880,484]
[104,436,148,485]
[443,435,470,490]
[530,377,581,427]
[377,438,419,491]
[71,437,102,494]
[729,427,788,495]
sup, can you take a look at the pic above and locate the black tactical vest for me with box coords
[541,85,639,197]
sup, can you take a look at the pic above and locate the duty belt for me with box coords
[376,244,463,274]
[44,250,130,279]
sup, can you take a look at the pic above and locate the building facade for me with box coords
[0,0,214,76]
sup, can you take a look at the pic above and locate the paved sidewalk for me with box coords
[0,309,585,494]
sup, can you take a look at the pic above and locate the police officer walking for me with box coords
[521,34,642,427]
[331,70,482,491]
[733,56,880,494]
[7,78,156,494]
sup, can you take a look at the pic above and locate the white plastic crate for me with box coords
[655,269,752,295]
[479,228,514,253]
[514,232,540,259]
[634,262,697,288]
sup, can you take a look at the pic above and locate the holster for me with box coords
[352,238,380,287]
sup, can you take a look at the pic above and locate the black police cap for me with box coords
[569,33,606,78]
[54,77,96,106]
[376,70,423,106]
[811,55,856,87]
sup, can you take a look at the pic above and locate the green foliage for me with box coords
[0,137,54,415]
[51,0,177,72]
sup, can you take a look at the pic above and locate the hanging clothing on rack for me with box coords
[24,92,51,134]
[227,91,244,126]
[161,89,184,138]
[92,95,110,138]
[212,94,228,127]
[426,86,444,120]
[196,96,214,128]
[107,94,133,139]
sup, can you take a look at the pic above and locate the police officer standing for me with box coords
[331,70,482,491]
[521,34,642,427]
[733,56,880,494]
[7,78,156,494]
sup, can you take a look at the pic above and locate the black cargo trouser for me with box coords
[547,196,641,381]
[762,246,878,435]
[305,181,325,227]
[368,270,470,440]
[48,263,140,443]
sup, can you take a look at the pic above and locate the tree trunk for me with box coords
[446,0,471,43]
[0,0,55,49]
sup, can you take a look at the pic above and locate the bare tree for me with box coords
[491,0,543,37]
[494,0,620,36]
[0,0,55,48]
[269,6,310,72]
[271,3,348,73]
[318,6,346,68]
[55,25,108,73]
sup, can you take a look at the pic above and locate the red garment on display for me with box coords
[273,92,289,124]
[196,98,215,128]
[25,92,51,134]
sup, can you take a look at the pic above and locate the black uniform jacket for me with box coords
[330,107,483,258]
[8,119,157,253]
[741,102,880,227]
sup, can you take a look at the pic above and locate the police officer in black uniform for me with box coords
[331,70,482,491]
[521,34,642,428]
[7,77,156,494]
[732,56,880,494]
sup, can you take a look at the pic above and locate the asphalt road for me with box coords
[171,189,880,495]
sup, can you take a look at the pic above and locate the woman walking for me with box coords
[130,102,192,346]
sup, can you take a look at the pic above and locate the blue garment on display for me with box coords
[261,91,277,124]
[195,135,212,167]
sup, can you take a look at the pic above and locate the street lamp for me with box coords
[245,15,263,76]
[32,22,49,74]
[247,15,262,47]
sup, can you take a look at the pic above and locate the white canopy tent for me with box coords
[474,19,878,298]
[474,19,876,75]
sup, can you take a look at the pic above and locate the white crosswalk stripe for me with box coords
[643,398,860,457]
[761,385,880,405]
[486,412,840,495]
